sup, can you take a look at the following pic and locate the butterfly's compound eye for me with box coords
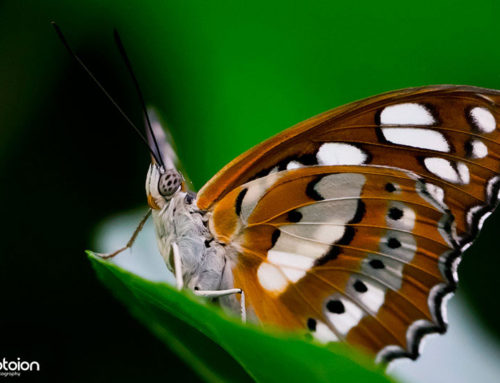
[158,170,182,197]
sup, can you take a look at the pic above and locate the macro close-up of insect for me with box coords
[105,76,500,365]
[3,2,500,382]
[56,18,500,377]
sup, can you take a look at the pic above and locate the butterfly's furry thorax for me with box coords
[146,164,236,296]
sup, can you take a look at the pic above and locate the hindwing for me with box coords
[209,166,457,362]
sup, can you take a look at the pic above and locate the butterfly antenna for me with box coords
[112,29,165,169]
[50,22,163,166]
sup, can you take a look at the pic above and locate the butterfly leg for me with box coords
[96,209,152,259]
[194,289,247,322]
[171,242,246,322]
[171,242,184,290]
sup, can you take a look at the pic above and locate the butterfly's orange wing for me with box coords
[198,85,500,362]
[199,85,500,248]
[210,166,455,362]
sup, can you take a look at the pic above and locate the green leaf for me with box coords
[87,251,397,383]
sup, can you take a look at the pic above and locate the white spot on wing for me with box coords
[282,223,346,245]
[478,211,492,230]
[381,127,449,152]
[286,161,303,170]
[240,172,282,223]
[296,200,359,225]
[257,172,367,293]
[425,183,445,205]
[272,230,330,261]
[348,277,386,314]
[259,230,328,291]
[362,256,404,290]
[437,214,456,248]
[380,103,435,125]
[470,107,496,133]
[313,173,366,200]
[316,143,367,165]
[468,139,488,159]
[313,321,339,343]
[325,297,364,335]
[457,162,470,184]
[380,231,417,263]
[361,283,385,313]
[386,202,416,231]
[257,262,288,293]
[267,249,313,282]
[268,166,279,174]
[423,158,470,184]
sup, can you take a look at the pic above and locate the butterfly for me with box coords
[135,85,500,364]
[51,21,500,366]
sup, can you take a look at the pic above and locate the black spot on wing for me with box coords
[385,182,396,193]
[271,229,281,247]
[326,300,345,314]
[422,103,440,125]
[465,105,485,133]
[388,207,403,220]
[387,237,401,249]
[369,259,385,269]
[374,109,388,145]
[288,210,303,222]
[306,177,324,201]
[277,153,318,171]
[353,280,368,293]
[464,139,474,158]
[315,246,341,266]
[249,152,319,181]
[252,167,273,181]
[349,200,365,224]
[307,318,317,331]
[235,188,248,216]
[340,226,356,245]
[442,214,453,233]
[313,199,363,267]
[314,226,356,267]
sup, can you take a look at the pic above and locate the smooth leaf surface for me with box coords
[88,252,396,383]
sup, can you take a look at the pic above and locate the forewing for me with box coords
[146,108,194,191]
[209,166,460,362]
[199,85,500,249]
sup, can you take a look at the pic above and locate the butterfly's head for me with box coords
[146,164,183,210]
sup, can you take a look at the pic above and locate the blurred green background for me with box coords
[2,0,500,381]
